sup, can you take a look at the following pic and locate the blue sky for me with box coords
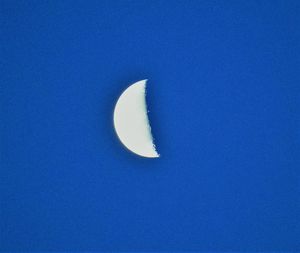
[1,0,299,251]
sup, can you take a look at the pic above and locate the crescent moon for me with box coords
[113,80,160,158]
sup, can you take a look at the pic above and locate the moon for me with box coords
[113,80,160,158]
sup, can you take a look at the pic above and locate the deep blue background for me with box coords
[1,0,299,251]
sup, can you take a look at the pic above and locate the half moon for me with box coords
[113,80,160,158]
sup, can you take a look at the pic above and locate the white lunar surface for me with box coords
[113,80,160,158]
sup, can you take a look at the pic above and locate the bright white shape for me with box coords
[113,80,160,158]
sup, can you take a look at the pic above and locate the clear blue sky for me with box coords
[1,0,299,251]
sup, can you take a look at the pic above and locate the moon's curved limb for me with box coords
[113,80,160,158]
